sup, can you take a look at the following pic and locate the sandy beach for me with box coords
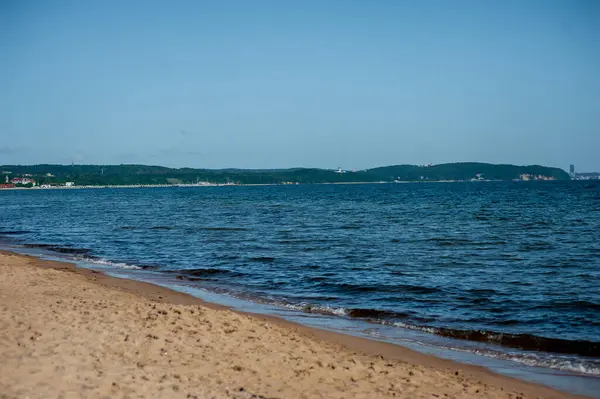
[0,251,586,399]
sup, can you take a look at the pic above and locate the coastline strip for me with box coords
[0,251,586,398]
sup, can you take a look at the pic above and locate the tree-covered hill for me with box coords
[0,162,570,186]
[367,162,569,182]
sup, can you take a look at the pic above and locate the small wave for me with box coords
[427,238,473,247]
[467,288,498,295]
[76,253,101,261]
[150,226,174,230]
[437,344,600,376]
[175,275,203,282]
[469,297,492,305]
[490,319,522,326]
[353,319,600,358]
[249,256,276,263]
[412,326,600,357]
[81,258,143,270]
[283,303,348,317]
[391,321,438,334]
[278,302,414,320]
[518,242,554,251]
[277,239,315,245]
[535,300,600,312]
[119,225,178,231]
[340,224,362,230]
[304,265,321,269]
[303,247,330,252]
[23,244,92,255]
[323,282,442,295]
[194,227,248,232]
[496,353,600,376]
[507,280,534,286]
[169,267,240,277]
[0,230,31,235]
[346,308,411,319]
[478,240,507,246]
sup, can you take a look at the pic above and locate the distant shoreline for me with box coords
[0,179,547,191]
[0,162,571,187]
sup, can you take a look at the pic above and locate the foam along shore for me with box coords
[0,251,586,399]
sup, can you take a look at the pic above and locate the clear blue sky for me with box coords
[1,0,598,171]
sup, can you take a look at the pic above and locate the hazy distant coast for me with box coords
[0,162,570,188]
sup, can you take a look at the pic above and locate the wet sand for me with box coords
[0,251,587,398]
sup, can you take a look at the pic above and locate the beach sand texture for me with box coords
[0,252,583,399]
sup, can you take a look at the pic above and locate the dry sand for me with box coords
[0,251,585,399]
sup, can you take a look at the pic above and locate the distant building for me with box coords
[0,184,15,189]
[574,172,600,180]
[570,164,575,178]
[64,182,75,187]
[11,177,36,186]
[519,174,556,181]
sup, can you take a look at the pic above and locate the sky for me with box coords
[1,0,599,171]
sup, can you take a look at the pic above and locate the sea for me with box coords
[1,181,599,396]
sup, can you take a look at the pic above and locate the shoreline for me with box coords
[0,179,547,191]
[0,250,589,398]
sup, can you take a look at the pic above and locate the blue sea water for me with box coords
[1,181,599,381]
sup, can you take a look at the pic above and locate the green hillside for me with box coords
[0,162,570,186]
[367,162,569,181]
